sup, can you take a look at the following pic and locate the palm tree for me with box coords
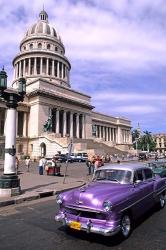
[140,131,156,152]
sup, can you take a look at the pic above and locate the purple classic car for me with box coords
[55,164,166,238]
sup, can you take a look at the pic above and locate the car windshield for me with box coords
[93,169,132,184]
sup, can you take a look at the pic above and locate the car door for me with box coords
[142,168,154,208]
[129,169,145,218]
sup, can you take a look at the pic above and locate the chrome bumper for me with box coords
[55,213,120,237]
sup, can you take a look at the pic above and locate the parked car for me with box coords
[147,160,166,178]
[67,153,78,163]
[138,152,148,161]
[55,164,166,239]
[54,154,67,163]
[67,152,88,162]
[76,152,88,162]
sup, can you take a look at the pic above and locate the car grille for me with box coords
[64,207,106,220]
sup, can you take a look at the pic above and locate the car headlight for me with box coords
[103,200,112,212]
[56,194,63,204]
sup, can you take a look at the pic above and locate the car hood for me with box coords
[63,181,131,210]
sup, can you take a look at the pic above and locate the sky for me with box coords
[0,0,166,133]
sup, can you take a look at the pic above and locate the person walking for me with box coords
[86,157,92,175]
[38,156,47,175]
[25,156,31,172]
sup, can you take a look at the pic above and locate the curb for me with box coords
[0,182,85,208]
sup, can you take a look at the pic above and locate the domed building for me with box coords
[0,10,132,159]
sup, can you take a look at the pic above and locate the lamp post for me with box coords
[0,68,26,197]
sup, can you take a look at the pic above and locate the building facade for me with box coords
[0,10,132,159]
[153,134,166,155]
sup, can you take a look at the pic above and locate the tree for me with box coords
[139,130,156,152]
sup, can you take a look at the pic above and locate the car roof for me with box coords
[97,163,150,172]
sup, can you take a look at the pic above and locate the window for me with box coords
[55,47,58,51]
[30,144,33,152]
[18,144,23,153]
[47,44,50,50]
[30,43,33,49]
[38,43,42,49]
[135,169,144,181]
[144,168,153,179]
[17,112,24,137]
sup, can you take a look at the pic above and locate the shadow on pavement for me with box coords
[22,182,58,193]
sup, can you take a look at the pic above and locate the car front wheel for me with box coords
[120,214,132,239]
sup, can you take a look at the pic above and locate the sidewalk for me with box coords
[0,172,86,208]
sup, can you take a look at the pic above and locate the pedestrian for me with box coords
[39,156,47,175]
[93,156,102,177]
[155,154,158,161]
[86,156,92,175]
[25,156,31,172]
[15,156,19,175]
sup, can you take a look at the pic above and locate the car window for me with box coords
[94,169,132,184]
[144,168,153,179]
[136,169,144,181]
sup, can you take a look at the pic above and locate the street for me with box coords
[0,196,165,250]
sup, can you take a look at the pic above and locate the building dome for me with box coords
[12,10,71,89]
[24,10,61,42]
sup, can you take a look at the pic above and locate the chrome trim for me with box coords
[55,214,120,236]
[121,185,166,212]
[156,186,166,195]
[121,191,154,212]
[65,205,102,214]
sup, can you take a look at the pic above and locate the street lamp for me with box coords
[0,68,26,197]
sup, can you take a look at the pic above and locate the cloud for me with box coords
[1,0,166,132]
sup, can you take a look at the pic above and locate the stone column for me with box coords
[76,113,79,138]
[15,63,18,79]
[46,58,49,75]
[52,59,55,76]
[156,137,160,148]
[57,61,60,78]
[115,128,117,143]
[28,58,31,75]
[40,57,43,74]
[4,108,16,174]
[4,109,7,136]
[106,127,108,141]
[23,112,27,137]
[56,109,60,134]
[112,128,114,142]
[103,126,105,141]
[63,110,67,137]
[61,63,64,79]
[82,114,85,139]
[19,61,22,77]
[34,57,37,75]
[23,60,26,77]
[70,112,73,138]
[99,126,102,139]
[16,112,18,137]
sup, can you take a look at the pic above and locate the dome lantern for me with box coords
[39,9,48,22]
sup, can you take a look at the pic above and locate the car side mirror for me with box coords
[134,180,142,185]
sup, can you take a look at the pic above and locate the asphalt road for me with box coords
[0,196,165,250]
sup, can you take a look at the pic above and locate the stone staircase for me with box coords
[41,133,129,156]
[72,138,128,156]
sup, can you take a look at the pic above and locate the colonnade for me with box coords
[93,124,131,144]
[93,124,117,142]
[14,57,69,81]
[51,109,85,139]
